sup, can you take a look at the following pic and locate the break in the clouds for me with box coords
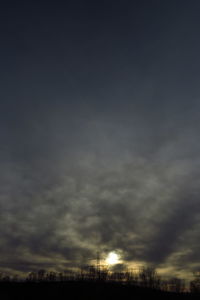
[1,0,200,280]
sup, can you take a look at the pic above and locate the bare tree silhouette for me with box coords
[190,271,200,293]
[138,267,161,289]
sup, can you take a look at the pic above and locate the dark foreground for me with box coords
[0,282,199,300]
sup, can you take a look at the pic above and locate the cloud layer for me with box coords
[1,0,200,280]
[1,104,200,280]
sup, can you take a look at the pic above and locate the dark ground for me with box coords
[0,282,200,300]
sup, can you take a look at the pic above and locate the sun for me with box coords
[105,252,120,265]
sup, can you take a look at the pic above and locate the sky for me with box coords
[1,0,200,280]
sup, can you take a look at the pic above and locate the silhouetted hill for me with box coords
[0,282,200,300]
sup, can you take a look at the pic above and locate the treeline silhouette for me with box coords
[1,265,200,293]
[2,267,200,300]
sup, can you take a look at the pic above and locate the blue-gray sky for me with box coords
[1,0,200,279]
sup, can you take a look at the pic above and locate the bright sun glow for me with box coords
[105,252,120,265]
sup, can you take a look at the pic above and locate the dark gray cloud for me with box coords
[1,0,200,280]
[1,123,200,278]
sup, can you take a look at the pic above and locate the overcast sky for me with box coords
[1,0,200,279]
